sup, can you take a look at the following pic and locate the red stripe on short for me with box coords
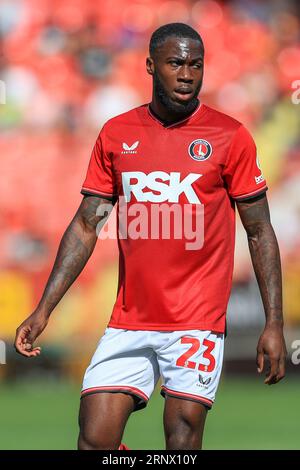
[161,386,213,407]
[81,385,149,402]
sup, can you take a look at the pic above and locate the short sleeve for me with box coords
[223,125,268,201]
[81,126,117,200]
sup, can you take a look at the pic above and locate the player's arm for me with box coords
[236,193,287,385]
[14,195,114,358]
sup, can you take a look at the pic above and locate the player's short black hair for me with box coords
[149,23,204,57]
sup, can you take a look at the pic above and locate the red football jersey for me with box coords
[81,102,267,332]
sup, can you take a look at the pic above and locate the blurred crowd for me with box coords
[0,0,300,344]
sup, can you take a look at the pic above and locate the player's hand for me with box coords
[256,322,287,385]
[14,311,49,358]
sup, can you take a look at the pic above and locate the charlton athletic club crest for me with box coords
[188,139,212,161]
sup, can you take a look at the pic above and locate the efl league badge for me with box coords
[188,139,212,161]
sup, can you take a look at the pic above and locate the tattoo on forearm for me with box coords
[37,196,113,315]
[237,196,283,322]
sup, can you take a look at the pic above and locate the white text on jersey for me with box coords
[122,171,202,203]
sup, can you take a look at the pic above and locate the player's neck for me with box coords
[149,98,200,126]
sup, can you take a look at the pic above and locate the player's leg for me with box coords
[78,392,137,450]
[163,396,208,449]
[78,327,160,450]
[156,329,224,450]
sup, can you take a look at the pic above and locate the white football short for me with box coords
[81,328,224,411]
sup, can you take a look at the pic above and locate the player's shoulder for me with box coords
[102,104,148,133]
[201,104,255,150]
[200,103,243,132]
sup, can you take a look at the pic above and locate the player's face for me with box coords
[147,36,204,115]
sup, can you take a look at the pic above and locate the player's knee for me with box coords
[165,413,205,449]
[78,429,119,450]
[166,425,200,450]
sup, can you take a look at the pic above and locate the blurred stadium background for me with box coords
[0,0,300,449]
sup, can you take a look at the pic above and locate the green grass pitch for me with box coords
[0,377,299,449]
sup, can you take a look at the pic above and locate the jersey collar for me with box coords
[147,100,203,128]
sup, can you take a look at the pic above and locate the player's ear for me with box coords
[146,57,154,76]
